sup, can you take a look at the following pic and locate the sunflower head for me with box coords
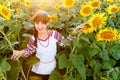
[63,0,75,8]
[80,5,92,17]
[24,1,32,7]
[80,1,87,6]
[48,14,58,22]
[54,4,60,10]
[90,0,101,9]
[16,8,22,12]
[74,23,94,33]
[82,23,95,33]
[96,28,118,41]
[0,5,11,20]
[88,13,107,30]
[106,5,119,14]
[110,15,116,19]
[104,0,114,4]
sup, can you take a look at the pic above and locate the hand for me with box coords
[11,50,24,61]
[72,24,84,35]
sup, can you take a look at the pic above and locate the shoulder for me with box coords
[28,35,35,43]
[49,30,59,37]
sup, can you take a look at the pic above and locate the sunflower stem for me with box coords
[68,8,70,15]
[0,30,27,80]
[0,30,14,50]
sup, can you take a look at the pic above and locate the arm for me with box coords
[11,36,36,60]
[22,36,36,57]
[54,31,65,46]
[53,28,83,47]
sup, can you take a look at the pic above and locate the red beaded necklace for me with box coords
[38,31,50,47]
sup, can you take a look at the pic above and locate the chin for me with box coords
[38,29,46,33]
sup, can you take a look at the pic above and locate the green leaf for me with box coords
[60,14,71,22]
[22,33,32,38]
[26,56,40,66]
[58,54,68,69]
[73,39,82,48]
[89,44,100,57]
[80,36,90,44]
[89,59,101,76]
[49,70,63,80]
[103,61,112,69]
[110,49,120,60]
[64,75,74,80]
[7,60,21,80]
[62,39,71,46]
[11,41,19,46]
[110,68,120,80]
[79,46,89,58]
[70,53,86,80]
[99,51,109,61]
[22,22,34,30]
[0,57,11,72]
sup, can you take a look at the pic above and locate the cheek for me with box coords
[43,25,47,29]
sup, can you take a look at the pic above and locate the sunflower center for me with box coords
[101,31,114,39]
[83,7,91,14]
[92,1,99,7]
[2,9,8,16]
[111,7,118,12]
[65,0,74,6]
[92,17,101,27]
[84,24,91,30]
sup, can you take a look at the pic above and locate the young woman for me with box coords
[11,10,64,80]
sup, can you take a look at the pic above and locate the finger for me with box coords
[11,52,19,60]
[11,53,16,60]
[12,54,19,61]
[14,55,21,60]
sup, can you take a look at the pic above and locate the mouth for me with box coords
[37,27,44,31]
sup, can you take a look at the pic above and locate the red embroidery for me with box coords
[39,37,50,47]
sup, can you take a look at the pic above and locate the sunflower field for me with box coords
[0,0,120,80]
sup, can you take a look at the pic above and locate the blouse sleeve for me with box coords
[22,36,36,57]
[53,30,64,46]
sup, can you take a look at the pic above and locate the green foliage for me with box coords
[0,0,120,80]
[49,70,63,80]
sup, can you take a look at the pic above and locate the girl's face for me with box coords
[34,22,48,32]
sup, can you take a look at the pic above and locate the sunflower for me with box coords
[24,1,32,7]
[90,0,101,9]
[73,23,94,34]
[63,0,75,8]
[80,5,92,17]
[88,13,107,30]
[82,23,95,33]
[96,28,118,41]
[0,5,11,20]
[54,4,60,10]
[104,0,114,4]
[106,5,119,14]
[110,15,116,19]
[80,1,87,6]
[16,8,22,12]
[48,15,58,22]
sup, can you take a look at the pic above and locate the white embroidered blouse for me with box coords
[23,30,64,75]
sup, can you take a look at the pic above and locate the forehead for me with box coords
[34,21,47,25]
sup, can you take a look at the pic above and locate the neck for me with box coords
[38,30,49,40]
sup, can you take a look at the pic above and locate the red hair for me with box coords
[33,10,49,24]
